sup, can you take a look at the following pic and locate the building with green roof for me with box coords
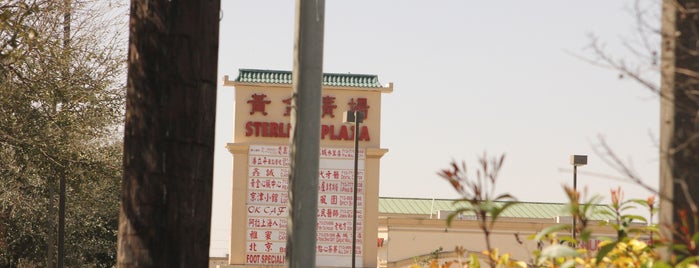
[215,68,638,268]
[375,197,633,268]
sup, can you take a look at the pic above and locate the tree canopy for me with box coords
[0,0,126,266]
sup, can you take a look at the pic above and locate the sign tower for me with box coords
[223,69,392,267]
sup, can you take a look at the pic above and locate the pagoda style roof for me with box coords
[234,68,385,88]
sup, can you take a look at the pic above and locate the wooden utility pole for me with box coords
[659,0,699,258]
[117,0,220,267]
[286,0,325,267]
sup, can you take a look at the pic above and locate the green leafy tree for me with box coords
[0,1,39,73]
[0,0,126,266]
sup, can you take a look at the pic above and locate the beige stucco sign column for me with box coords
[221,69,392,268]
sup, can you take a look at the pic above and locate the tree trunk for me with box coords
[659,0,699,258]
[57,1,70,267]
[117,0,220,267]
[47,184,54,268]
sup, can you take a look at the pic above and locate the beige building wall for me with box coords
[377,217,624,268]
[222,73,392,268]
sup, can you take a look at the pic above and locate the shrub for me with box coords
[415,154,699,268]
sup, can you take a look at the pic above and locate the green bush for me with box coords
[421,154,699,268]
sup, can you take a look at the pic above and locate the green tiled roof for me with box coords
[378,197,615,221]
[235,69,384,88]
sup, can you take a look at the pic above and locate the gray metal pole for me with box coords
[287,0,325,267]
[573,165,577,243]
[351,111,361,268]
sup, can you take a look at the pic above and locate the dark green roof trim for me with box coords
[235,69,384,88]
[378,197,616,221]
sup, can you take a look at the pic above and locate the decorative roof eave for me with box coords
[222,69,393,93]
[321,82,393,93]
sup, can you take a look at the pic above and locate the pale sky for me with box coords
[210,0,660,256]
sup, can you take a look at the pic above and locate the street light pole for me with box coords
[569,155,587,244]
[344,110,363,268]
[573,164,577,241]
